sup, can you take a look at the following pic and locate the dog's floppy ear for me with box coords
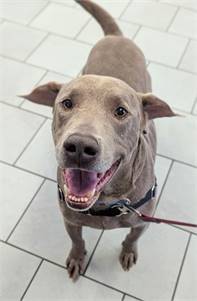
[138,93,177,119]
[20,82,62,107]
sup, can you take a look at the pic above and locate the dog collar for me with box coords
[57,181,157,217]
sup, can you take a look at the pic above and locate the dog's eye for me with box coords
[62,99,73,109]
[114,106,128,118]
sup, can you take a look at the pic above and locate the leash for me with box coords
[121,203,197,228]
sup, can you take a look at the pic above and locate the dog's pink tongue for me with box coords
[64,169,98,196]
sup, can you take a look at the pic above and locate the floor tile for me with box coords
[155,112,197,166]
[31,2,90,38]
[10,180,102,267]
[121,0,177,31]
[16,119,56,179]
[134,27,188,67]
[0,0,47,25]
[0,103,44,164]
[156,162,197,234]
[77,18,139,45]
[21,71,72,118]
[160,0,197,11]
[193,102,197,115]
[51,0,75,7]
[0,56,45,104]
[27,35,91,77]
[0,242,41,300]
[0,22,46,61]
[23,261,122,301]
[86,224,188,300]
[155,155,172,197]
[174,235,197,300]
[180,39,197,73]
[82,0,130,18]
[169,8,197,39]
[0,162,43,240]
[148,63,197,112]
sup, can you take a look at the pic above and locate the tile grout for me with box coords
[156,153,197,169]
[171,233,192,301]
[6,178,46,242]
[0,99,52,119]
[83,229,104,275]
[176,39,191,68]
[23,32,50,63]
[166,6,180,32]
[0,159,57,183]
[155,160,174,211]
[27,1,50,26]
[20,259,44,301]
[191,97,197,114]
[13,118,47,166]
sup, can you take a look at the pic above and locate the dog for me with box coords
[23,0,176,281]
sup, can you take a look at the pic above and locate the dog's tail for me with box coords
[75,0,122,36]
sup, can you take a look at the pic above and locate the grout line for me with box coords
[20,259,44,301]
[132,25,141,40]
[176,39,191,68]
[123,294,144,301]
[0,239,67,270]
[171,233,192,301]
[121,294,126,301]
[74,17,91,39]
[191,97,197,114]
[0,100,52,119]
[83,229,104,275]
[166,6,180,32]
[118,0,133,20]
[178,66,197,76]
[155,160,174,211]
[169,223,197,236]
[18,69,48,108]
[159,2,197,14]
[156,153,197,169]
[24,32,50,63]
[6,178,46,242]
[83,274,144,301]
[13,118,47,166]
[148,59,197,76]
[0,159,57,183]
[0,53,75,80]
[27,1,50,26]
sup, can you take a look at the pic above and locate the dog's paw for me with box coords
[119,248,138,271]
[66,249,87,281]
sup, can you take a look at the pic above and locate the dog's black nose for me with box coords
[64,134,100,165]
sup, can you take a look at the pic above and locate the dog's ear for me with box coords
[20,82,62,107]
[138,93,177,119]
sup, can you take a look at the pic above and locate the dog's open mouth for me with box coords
[62,159,120,211]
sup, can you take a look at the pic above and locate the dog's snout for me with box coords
[64,134,100,165]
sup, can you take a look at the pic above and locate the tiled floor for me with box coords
[0,0,196,300]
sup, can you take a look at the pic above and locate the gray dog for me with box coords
[23,0,176,281]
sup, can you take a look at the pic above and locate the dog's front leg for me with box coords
[119,225,147,271]
[64,221,87,281]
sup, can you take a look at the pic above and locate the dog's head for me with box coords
[23,74,176,211]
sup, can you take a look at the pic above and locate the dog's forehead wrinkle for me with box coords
[58,74,137,101]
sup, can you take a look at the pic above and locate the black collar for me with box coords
[58,181,157,217]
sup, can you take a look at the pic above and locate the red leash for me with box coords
[126,206,197,228]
